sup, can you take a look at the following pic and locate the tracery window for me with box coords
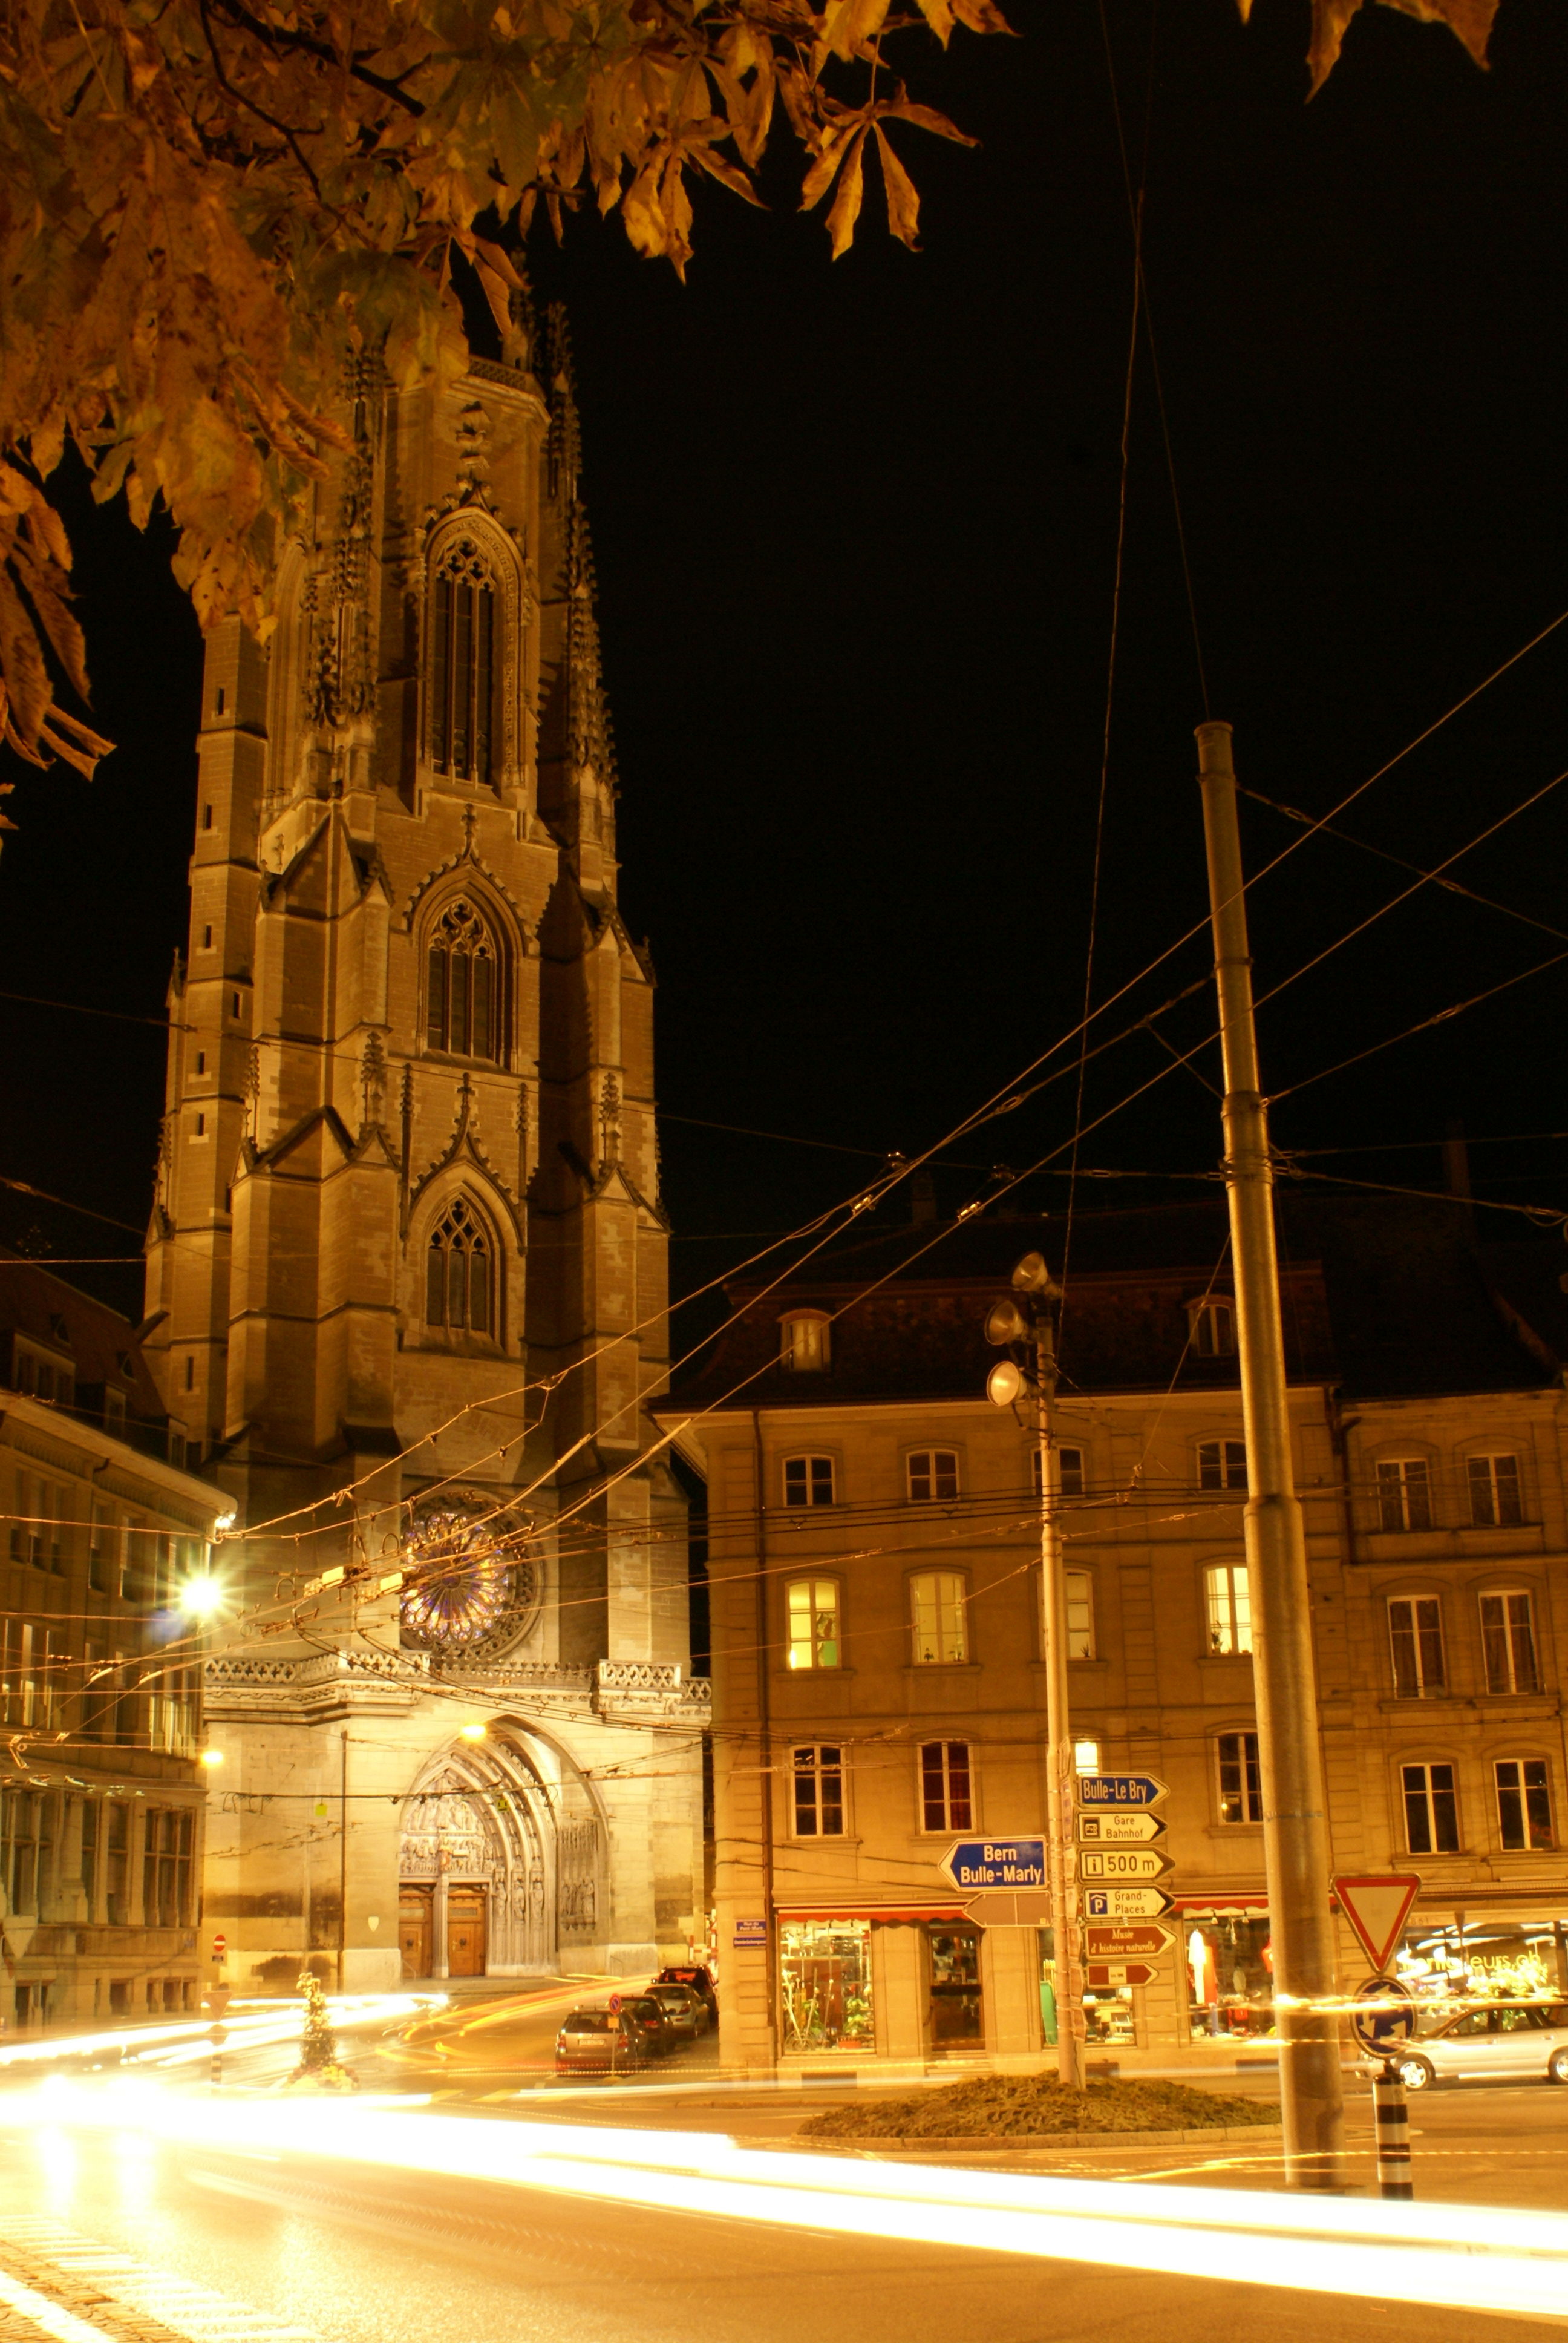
[426,899,498,1060]
[430,538,497,786]
[425,1199,493,1336]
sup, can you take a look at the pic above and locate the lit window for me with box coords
[426,898,499,1060]
[920,1741,973,1832]
[1495,1758,1553,1851]
[1190,1299,1236,1358]
[907,1449,958,1502]
[1480,1590,1540,1694]
[425,1198,492,1335]
[1388,1596,1445,1697]
[792,1745,844,1837]
[1402,1761,1459,1855]
[429,537,497,786]
[1377,1458,1433,1532]
[910,1571,968,1665]
[1217,1731,1263,1824]
[1468,1455,1523,1528]
[1197,1440,1247,1490]
[1206,1564,1252,1656]
[780,1312,831,1372]
[1032,1446,1084,1497]
[1065,1568,1094,1660]
[783,1455,835,1509]
[1073,1737,1101,1775]
[786,1579,840,1670]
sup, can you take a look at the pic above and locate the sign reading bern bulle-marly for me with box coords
[941,1838,1047,1890]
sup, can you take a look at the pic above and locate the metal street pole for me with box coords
[1034,1299,1086,2091]
[1196,720,1345,2190]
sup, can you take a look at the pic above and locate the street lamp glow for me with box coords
[177,1578,225,1619]
[459,1723,486,1742]
[198,1748,225,1769]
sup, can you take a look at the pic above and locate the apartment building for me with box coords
[662,1197,1568,2070]
[0,1250,229,2028]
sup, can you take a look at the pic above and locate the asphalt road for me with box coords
[1,2117,1559,2343]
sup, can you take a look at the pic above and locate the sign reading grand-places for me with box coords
[1077,1772,1169,1809]
[1081,1885,1174,1922]
[1333,1874,1420,1974]
[942,1838,1047,1890]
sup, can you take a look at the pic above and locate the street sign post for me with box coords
[964,1889,1053,1927]
[1333,1876,1420,1976]
[1345,1976,1419,2203]
[211,1932,227,1962]
[1085,1962,1160,1989]
[1073,1847,1171,1883]
[1348,1974,1416,2062]
[941,1838,1047,1891]
[1082,1886,1174,1922]
[1076,1773,1169,1809]
[1084,1923,1175,1958]
[1077,1811,1165,1844]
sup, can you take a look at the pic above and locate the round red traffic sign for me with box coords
[212,1933,227,1956]
[608,1991,621,2014]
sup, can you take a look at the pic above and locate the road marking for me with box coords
[0,2270,120,2343]
[1,2222,318,2343]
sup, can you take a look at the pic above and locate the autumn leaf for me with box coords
[1236,0,1498,92]
[826,126,868,259]
[874,126,920,248]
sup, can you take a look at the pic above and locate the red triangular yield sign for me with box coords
[1333,1874,1420,1974]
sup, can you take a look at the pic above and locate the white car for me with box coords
[1382,2001,1568,2091]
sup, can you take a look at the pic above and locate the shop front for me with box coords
[1180,1894,1275,2041]
[1391,1906,1568,2010]
[776,1902,1030,2063]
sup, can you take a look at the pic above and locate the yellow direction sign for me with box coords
[1077,1811,1165,1844]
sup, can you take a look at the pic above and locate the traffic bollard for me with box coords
[1373,2060,1413,2200]
[209,2023,226,2088]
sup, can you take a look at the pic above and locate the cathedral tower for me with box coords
[143,301,705,1986]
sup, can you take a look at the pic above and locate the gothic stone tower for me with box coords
[142,304,707,1988]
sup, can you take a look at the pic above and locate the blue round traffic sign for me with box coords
[1349,1974,1416,2059]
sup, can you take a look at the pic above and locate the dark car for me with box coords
[656,1964,718,2022]
[554,2005,650,2076]
[619,1993,673,2059]
[647,1982,707,2043]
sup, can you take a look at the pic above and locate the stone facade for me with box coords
[666,1201,1568,2069]
[142,301,704,1988]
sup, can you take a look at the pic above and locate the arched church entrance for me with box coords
[397,1724,604,1979]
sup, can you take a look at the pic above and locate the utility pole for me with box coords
[985,1253,1083,2089]
[1197,720,1344,2189]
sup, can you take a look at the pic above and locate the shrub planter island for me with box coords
[799,2073,1282,2149]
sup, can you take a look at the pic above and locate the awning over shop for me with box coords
[1175,1893,1269,1918]
[774,1903,969,1924]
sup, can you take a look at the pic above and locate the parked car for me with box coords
[1373,2002,1568,2091]
[620,1993,675,2060]
[647,1982,707,2043]
[554,2005,650,2077]
[656,1963,718,2022]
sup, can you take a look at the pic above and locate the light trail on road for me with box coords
[4,2082,1567,2324]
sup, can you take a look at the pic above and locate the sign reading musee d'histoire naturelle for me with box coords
[941,1838,1047,1890]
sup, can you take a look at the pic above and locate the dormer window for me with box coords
[430,538,496,787]
[1189,1298,1236,1358]
[780,1311,831,1373]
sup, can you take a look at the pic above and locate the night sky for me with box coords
[2,0,1566,1339]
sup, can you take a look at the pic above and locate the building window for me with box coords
[783,1455,835,1509]
[920,1740,973,1832]
[1197,1439,1247,1490]
[1388,1596,1446,1697]
[142,1807,194,1928]
[1217,1731,1263,1824]
[779,1918,873,2054]
[80,1798,99,1911]
[1032,1445,1085,1498]
[910,1571,968,1665]
[429,537,496,785]
[1468,1454,1523,1527]
[0,1788,48,1918]
[786,1579,841,1670]
[1494,1758,1553,1852]
[779,1312,831,1372]
[1190,1298,1236,1357]
[1065,1568,1094,1660]
[1377,1458,1433,1532]
[88,1504,110,1594]
[426,898,500,1059]
[425,1198,492,1335]
[1402,1761,1460,1855]
[791,1745,845,1837]
[1480,1590,1540,1694]
[1205,1564,1252,1655]
[907,1449,958,1502]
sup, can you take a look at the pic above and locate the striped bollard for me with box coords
[1373,2060,1412,2200]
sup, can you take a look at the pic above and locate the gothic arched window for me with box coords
[426,898,498,1059]
[430,538,497,787]
[426,1198,493,1335]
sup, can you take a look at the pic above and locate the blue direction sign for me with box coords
[1077,1773,1169,1810]
[942,1838,1047,1890]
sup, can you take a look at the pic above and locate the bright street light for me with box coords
[177,1578,225,1619]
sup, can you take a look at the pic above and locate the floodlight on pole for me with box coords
[177,1578,225,1619]
[986,1358,1027,1407]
